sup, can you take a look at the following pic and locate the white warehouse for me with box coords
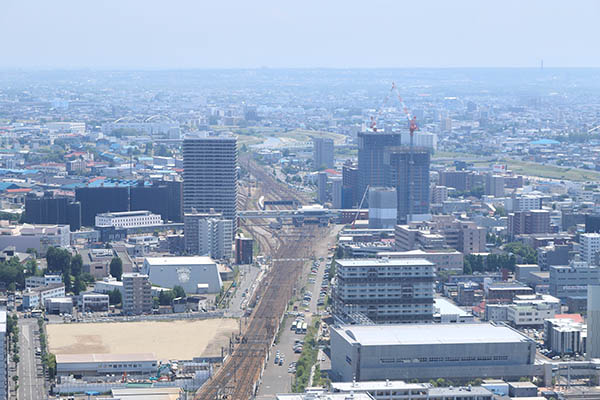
[330,323,537,382]
[142,256,223,294]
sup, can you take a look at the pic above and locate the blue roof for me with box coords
[0,182,19,191]
[0,168,38,175]
[63,178,152,190]
[530,138,560,145]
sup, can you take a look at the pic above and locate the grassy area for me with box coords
[433,150,600,182]
[292,318,320,392]
[494,159,600,182]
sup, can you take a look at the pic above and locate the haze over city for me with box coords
[2,2,600,400]
[1,0,600,68]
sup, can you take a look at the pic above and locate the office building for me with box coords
[331,177,343,209]
[544,317,586,356]
[485,174,505,197]
[432,186,449,204]
[330,323,536,382]
[129,183,169,222]
[184,212,233,260]
[95,210,162,229]
[588,285,600,359]
[24,192,81,231]
[313,137,334,170]
[439,171,475,192]
[183,134,238,228]
[317,171,328,204]
[368,187,397,229]
[508,210,551,239]
[550,261,600,301]
[75,186,130,227]
[235,236,253,265]
[81,294,110,312]
[25,274,62,290]
[122,273,152,316]
[332,258,434,323]
[357,131,402,205]
[342,162,359,208]
[384,147,430,223]
[142,256,223,294]
[581,233,600,265]
[22,283,66,309]
[586,215,600,233]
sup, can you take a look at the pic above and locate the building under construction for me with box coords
[384,146,431,224]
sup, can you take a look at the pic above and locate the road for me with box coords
[18,318,46,400]
[256,225,340,399]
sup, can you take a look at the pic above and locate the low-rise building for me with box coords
[23,283,66,309]
[25,274,61,290]
[95,210,162,229]
[0,223,69,255]
[331,380,495,400]
[142,256,223,294]
[81,294,110,312]
[45,297,73,315]
[330,323,537,382]
[56,353,157,377]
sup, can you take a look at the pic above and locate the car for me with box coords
[279,357,284,366]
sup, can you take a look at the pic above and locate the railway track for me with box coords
[195,155,323,399]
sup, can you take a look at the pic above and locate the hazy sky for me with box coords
[1,0,599,69]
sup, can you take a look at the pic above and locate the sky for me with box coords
[1,0,599,69]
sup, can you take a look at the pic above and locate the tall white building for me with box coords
[588,285,600,360]
[183,133,238,229]
[184,212,232,260]
[331,177,343,209]
[122,273,152,316]
[581,233,600,265]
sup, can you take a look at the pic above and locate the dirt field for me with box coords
[47,318,237,360]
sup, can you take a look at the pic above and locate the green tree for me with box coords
[110,257,123,281]
[159,290,175,306]
[70,254,83,277]
[108,289,122,305]
[73,275,86,295]
[25,259,38,277]
[45,247,71,274]
[172,285,186,299]
[44,353,57,379]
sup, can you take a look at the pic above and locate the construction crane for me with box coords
[370,82,418,136]
[588,124,600,134]
[351,185,369,228]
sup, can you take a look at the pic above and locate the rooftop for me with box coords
[56,352,156,364]
[333,323,531,346]
[144,256,216,266]
[332,380,429,391]
[336,258,434,267]
[434,297,473,317]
